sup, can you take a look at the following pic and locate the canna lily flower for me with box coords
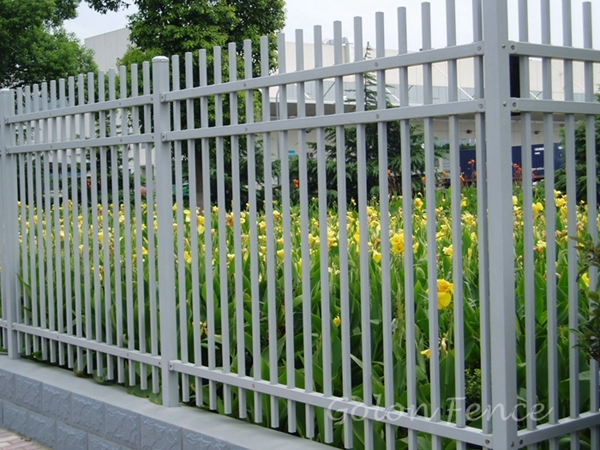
[420,348,431,359]
[437,279,454,309]
[390,232,405,254]
[532,202,544,219]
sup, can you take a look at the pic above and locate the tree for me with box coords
[0,0,97,88]
[110,0,286,210]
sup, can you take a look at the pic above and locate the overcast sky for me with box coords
[63,0,599,52]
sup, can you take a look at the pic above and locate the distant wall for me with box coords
[85,28,132,72]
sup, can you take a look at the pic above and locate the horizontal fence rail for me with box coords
[1,0,600,449]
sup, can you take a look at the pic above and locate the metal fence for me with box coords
[1,0,600,448]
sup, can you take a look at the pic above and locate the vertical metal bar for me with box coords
[397,7,417,450]
[244,40,262,422]
[50,81,60,365]
[0,88,19,359]
[561,6,581,447]
[583,4,599,449]
[228,42,247,420]
[153,56,179,407]
[483,0,519,448]
[313,26,333,443]
[92,72,104,377]
[260,35,279,428]
[46,82,57,364]
[213,45,232,415]
[131,63,143,387]
[540,4,559,448]
[422,6,442,449]
[199,48,217,409]
[17,90,28,355]
[40,83,49,362]
[332,20,352,449]
[82,74,93,372]
[102,71,114,378]
[22,87,32,356]
[353,16,373,450]
[114,65,127,384]
[472,0,492,440]
[518,3,537,447]
[63,77,79,369]
[54,79,67,365]
[294,29,313,437]
[16,97,24,354]
[373,12,395,450]
[446,2,466,448]
[143,61,155,393]
[276,33,297,433]
[31,84,41,356]
[69,147,82,367]
[184,52,202,405]
[172,55,189,403]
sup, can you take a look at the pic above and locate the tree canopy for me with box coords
[0,0,97,88]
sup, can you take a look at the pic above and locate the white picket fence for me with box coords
[1,0,600,448]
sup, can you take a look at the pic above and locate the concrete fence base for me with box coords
[0,356,327,450]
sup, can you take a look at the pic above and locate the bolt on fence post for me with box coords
[0,88,19,359]
[482,0,518,448]
[152,56,179,407]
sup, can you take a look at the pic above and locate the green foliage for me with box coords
[0,0,97,88]
[291,71,446,205]
[555,92,600,204]
[572,234,600,361]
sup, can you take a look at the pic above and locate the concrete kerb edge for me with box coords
[0,356,328,450]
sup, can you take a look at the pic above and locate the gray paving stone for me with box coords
[71,393,105,436]
[3,402,28,436]
[15,376,42,412]
[0,399,3,426]
[0,369,14,401]
[105,404,140,449]
[88,434,123,450]
[42,384,71,422]
[141,416,181,450]
[27,410,56,448]
[183,429,229,450]
[57,422,87,450]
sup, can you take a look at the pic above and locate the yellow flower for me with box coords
[437,279,454,309]
[333,316,341,327]
[277,249,285,259]
[443,245,453,258]
[555,196,566,208]
[227,253,235,262]
[414,197,424,210]
[420,348,431,359]
[372,250,382,263]
[581,272,590,288]
[534,240,546,253]
[390,232,405,254]
[532,202,544,219]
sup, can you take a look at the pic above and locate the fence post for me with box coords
[482,0,519,448]
[152,56,179,407]
[0,88,19,359]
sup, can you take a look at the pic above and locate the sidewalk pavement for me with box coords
[0,428,48,450]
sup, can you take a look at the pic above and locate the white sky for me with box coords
[63,0,600,52]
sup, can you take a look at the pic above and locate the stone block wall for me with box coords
[0,357,327,450]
